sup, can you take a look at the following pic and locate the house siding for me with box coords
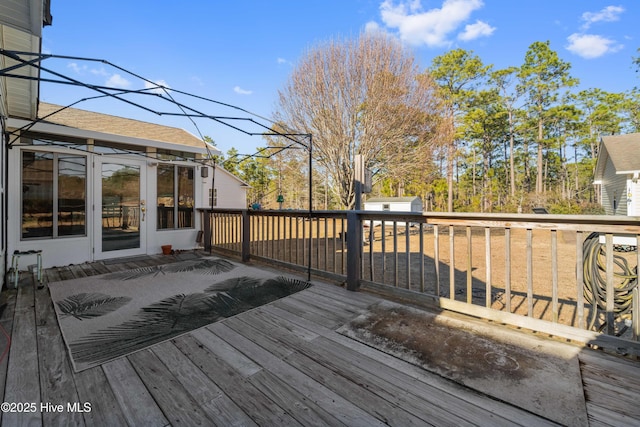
[601,155,629,215]
[629,178,640,216]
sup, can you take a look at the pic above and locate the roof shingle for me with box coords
[38,102,206,149]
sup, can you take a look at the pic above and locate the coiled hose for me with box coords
[582,232,638,332]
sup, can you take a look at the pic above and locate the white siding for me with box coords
[200,166,247,209]
[601,155,628,215]
[629,179,640,216]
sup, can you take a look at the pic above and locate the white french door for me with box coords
[93,158,147,259]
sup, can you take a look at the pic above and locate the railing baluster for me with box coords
[576,230,584,329]
[449,225,455,300]
[381,222,386,281]
[315,217,320,269]
[485,227,491,308]
[302,217,307,267]
[605,233,615,335]
[369,220,374,281]
[332,218,337,273]
[340,217,345,274]
[324,218,329,271]
[393,221,398,288]
[467,226,472,304]
[505,227,511,313]
[551,229,558,323]
[406,223,411,290]
[434,224,440,296]
[419,223,425,293]
[527,229,533,317]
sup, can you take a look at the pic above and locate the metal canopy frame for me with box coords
[0,49,315,280]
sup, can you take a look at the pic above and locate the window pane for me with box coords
[58,155,86,236]
[157,164,175,229]
[22,151,54,238]
[178,167,194,228]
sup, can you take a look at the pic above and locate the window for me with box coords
[156,149,196,161]
[22,150,87,239]
[157,164,194,229]
[209,188,218,207]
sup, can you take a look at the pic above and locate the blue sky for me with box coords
[40,0,639,155]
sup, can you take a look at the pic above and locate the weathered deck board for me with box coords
[34,286,84,427]
[73,367,128,426]
[174,333,302,426]
[128,348,216,426]
[101,357,169,426]
[0,290,16,406]
[210,321,370,427]
[579,349,640,425]
[1,252,638,426]
[151,341,258,427]
[3,278,42,427]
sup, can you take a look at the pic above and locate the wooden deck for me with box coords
[0,253,638,426]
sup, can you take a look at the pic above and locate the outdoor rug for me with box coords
[48,256,311,372]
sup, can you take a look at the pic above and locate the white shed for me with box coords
[594,133,640,217]
[364,196,423,213]
[363,196,422,227]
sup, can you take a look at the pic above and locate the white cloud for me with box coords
[378,0,485,47]
[234,86,253,95]
[566,33,622,59]
[90,67,110,77]
[67,62,87,74]
[106,73,131,88]
[365,21,381,33]
[144,79,171,94]
[277,57,293,66]
[458,20,494,41]
[581,5,624,29]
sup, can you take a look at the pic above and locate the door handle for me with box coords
[140,200,146,221]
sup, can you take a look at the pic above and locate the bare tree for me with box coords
[275,32,446,208]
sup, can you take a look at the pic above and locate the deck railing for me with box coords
[199,208,640,356]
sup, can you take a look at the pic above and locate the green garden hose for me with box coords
[582,232,638,332]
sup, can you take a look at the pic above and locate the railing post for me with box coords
[241,209,250,262]
[203,209,212,252]
[346,210,361,291]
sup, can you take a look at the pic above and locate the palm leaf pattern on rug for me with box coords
[162,258,236,275]
[67,275,311,366]
[102,258,236,281]
[56,293,132,320]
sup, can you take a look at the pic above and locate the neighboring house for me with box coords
[593,133,640,216]
[208,165,250,209]
[0,0,53,286]
[6,103,248,269]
